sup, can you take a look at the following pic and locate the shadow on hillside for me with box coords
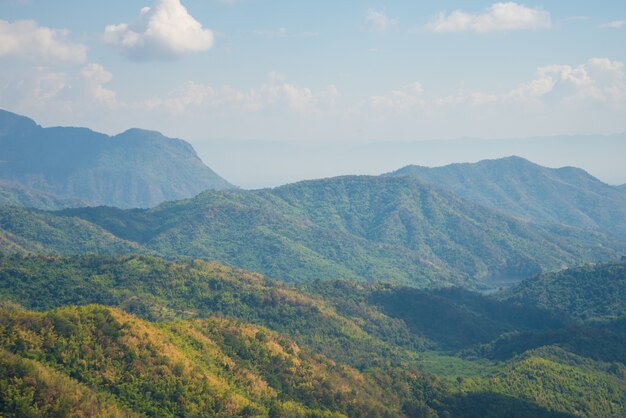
[432,392,575,418]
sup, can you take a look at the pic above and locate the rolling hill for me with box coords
[499,260,626,322]
[386,156,626,238]
[0,254,624,417]
[47,175,622,287]
[0,109,234,208]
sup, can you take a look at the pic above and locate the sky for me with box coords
[1,1,625,150]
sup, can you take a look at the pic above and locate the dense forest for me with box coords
[0,110,625,416]
[387,156,626,237]
[0,254,624,417]
[1,174,622,288]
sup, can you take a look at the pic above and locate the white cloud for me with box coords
[365,9,395,32]
[426,2,551,33]
[598,20,625,29]
[80,64,118,107]
[540,58,626,105]
[365,58,625,114]
[0,19,86,63]
[131,73,338,115]
[367,82,424,112]
[141,81,215,113]
[103,0,214,61]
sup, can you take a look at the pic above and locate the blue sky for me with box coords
[1,0,625,144]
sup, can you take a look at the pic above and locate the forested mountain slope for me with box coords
[0,255,624,417]
[52,175,623,286]
[386,156,626,238]
[0,181,86,210]
[0,109,234,208]
[499,260,626,322]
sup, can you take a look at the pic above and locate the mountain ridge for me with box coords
[0,109,235,209]
[34,174,623,286]
[386,156,626,238]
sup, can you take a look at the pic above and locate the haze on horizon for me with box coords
[1,0,625,187]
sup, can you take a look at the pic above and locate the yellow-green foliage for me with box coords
[0,349,134,417]
[459,351,626,417]
[0,304,415,417]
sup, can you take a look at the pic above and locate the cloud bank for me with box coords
[103,0,214,61]
[0,19,86,63]
[426,2,551,33]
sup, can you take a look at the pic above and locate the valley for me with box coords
[0,110,624,417]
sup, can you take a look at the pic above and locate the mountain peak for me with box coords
[385,155,626,236]
[0,110,235,208]
[0,109,39,137]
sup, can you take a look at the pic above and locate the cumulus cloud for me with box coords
[103,0,214,61]
[426,2,551,33]
[0,19,87,63]
[80,64,118,107]
[598,20,625,29]
[538,58,626,105]
[0,62,121,113]
[365,9,395,32]
[365,58,625,115]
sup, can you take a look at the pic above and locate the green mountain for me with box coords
[0,304,426,417]
[0,109,234,209]
[386,156,626,238]
[0,206,146,255]
[499,260,626,322]
[21,175,618,286]
[0,254,425,368]
[0,254,624,417]
[0,181,86,210]
[6,303,606,418]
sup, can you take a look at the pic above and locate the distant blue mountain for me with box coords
[386,156,626,238]
[0,110,234,208]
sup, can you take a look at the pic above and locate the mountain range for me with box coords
[0,254,624,417]
[1,110,625,416]
[0,110,234,209]
[0,175,621,287]
[386,156,626,238]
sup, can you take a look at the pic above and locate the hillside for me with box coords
[0,304,424,417]
[0,109,234,208]
[2,254,624,364]
[0,206,146,255]
[0,255,624,417]
[6,303,608,417]
[47,175,622,286]
[499,260,626,322]
[386,156,626,238]
[0,181,86,210]
[0,254,426,368]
